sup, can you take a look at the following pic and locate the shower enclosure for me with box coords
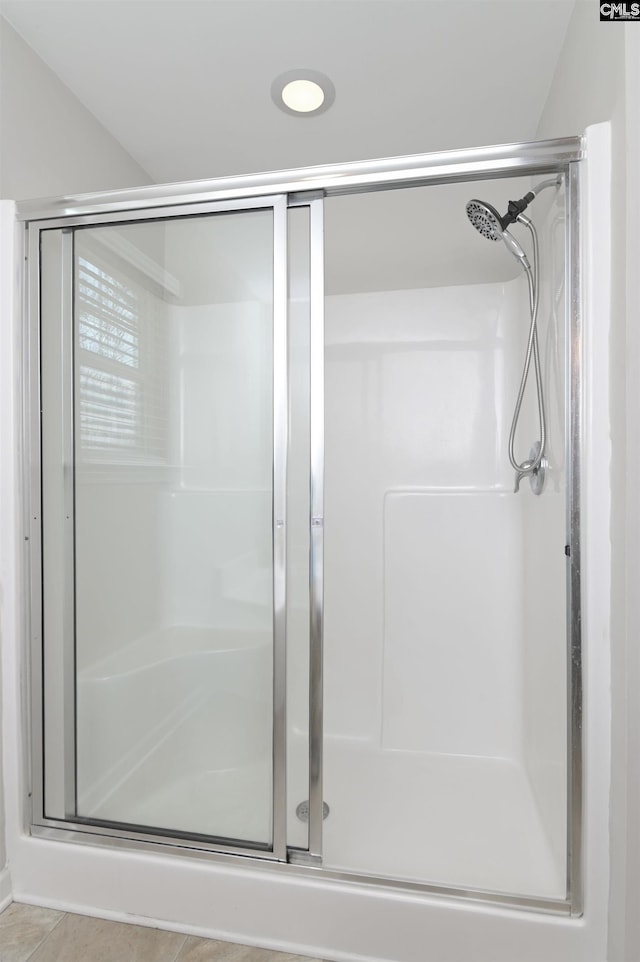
[22,137,582,917]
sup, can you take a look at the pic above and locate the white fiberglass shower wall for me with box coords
[18,138,591,962]
[319,180,568,897]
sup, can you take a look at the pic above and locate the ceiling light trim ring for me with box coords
[271,69,335,117]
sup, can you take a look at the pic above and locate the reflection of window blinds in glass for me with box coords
[79,367,138,450]
[77,254,168,461]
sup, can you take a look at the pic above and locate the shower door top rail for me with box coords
[15,136,583,222]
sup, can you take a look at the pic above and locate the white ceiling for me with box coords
[0,0,576,291]
[1,0,575,185]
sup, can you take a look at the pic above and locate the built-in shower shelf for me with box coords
[79,625,270,680]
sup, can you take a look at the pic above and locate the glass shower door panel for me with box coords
[73,211,275,847]
[320,184,568,899]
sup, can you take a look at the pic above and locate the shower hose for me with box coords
[508,213,547,493]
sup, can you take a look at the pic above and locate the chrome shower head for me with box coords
[466,189,537,243]
[465,199,507,241]
[466,195,534,271]
[466,178,562,247]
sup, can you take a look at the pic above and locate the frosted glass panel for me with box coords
[73,212,275,847]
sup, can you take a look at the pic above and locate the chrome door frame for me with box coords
[17,138,582,221]
[21,135,584,915]
[27,194,290,862]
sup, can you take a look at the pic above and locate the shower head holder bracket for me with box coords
[513,442,547,496]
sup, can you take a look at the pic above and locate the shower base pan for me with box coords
[76,618,565,903]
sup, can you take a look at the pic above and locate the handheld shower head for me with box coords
[466,189,536,239]
[466,177,560,248]
[465,199,507,241]
[466,198,532,270]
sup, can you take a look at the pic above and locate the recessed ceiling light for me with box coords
[282,79,325,113]
[271,70,335,117]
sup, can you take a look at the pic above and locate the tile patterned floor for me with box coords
[0,903,325,962]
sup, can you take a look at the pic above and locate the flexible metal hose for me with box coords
[507,215,547,488]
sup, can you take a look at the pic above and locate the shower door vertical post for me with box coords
[36,225,77,822]
[61,228,77,819]
[308,196,325,859]
[566,159,583,916]
[272,196,289,861]
[27,221,44,826]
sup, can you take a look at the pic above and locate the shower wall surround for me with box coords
[0,129,613,962]
[320,273,566,897]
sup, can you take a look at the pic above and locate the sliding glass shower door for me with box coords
[28,137,581,914]
[39,199,289,854]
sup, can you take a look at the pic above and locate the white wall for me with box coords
[535,7,638,961]
[0,17,151,200]
[0,14,152,905]
[321,277,567,897]
[622,30,640,962]
[323,282,525,747]
[0,206,20,911]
